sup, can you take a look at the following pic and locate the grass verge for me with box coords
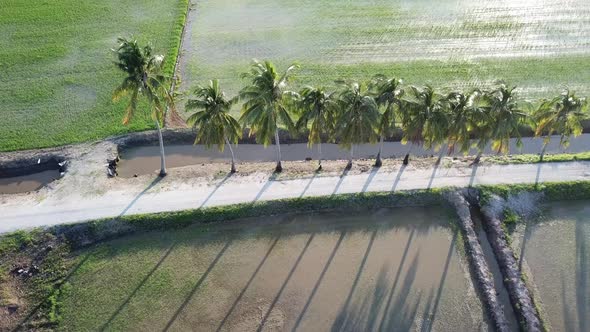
[485,151,590,165]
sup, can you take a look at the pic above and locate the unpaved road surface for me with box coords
[1,161,589,233]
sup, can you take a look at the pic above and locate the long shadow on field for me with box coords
[253,173,277,202]
[199,173,233,208]
[424,231,457,332]
[391,165,406,192]
[216,237,280,332]
[299,173,317,198]
[377,229,416,331]
[119,176,162,217]
[362,167,379,193]
[99,244,176,331]
[333,254,422,332]
[292,232,346,331]
[163,240,232,332]
[332,167,350,196]
[518,218,533,272]
[331,231,377,332]
[257,234,315,332]
[12,254,91,332]
[575,216,588,332]
[559,215,589,332]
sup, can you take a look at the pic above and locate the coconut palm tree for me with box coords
[469,90,495,164]
[487,84,528,155]
[296,86,337,170]
[446,91,472,156]
[239,60,298,173]
[185,79,241,173]
[112,37,174,177]
[370,75,404,167]
[399,85,447,165]
[534,90,588,160]
[335,81,380,169]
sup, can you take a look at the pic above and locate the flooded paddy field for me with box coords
[60,206,490,331]
[512,200,590,332]
[180,0,590,105]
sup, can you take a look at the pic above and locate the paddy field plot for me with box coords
[59,207,489,331]
[179,0,590,111]
[0,0,185,151]
[511,200,590,332]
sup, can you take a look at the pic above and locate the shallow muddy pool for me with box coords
[512,200,590,332]
[60,206,490,331]
[0,169,60,195]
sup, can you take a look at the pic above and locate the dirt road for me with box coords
[1,161,589,233]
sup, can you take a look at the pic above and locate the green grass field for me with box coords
[180,0,590,111]
[0,0,187,152]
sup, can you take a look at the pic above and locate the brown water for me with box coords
[117,134,590,177]
[0,169,60,195]
[61,206,490,331]
[513,201,590,332]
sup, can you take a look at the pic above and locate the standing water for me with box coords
[0,169,60,195]
[512,200,590,332]
[59,206,491,331]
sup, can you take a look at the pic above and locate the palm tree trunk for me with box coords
[154,119,167,177]
[225,137,236,173]
[317,142,323,171]
[539,141,548,162]
[472,151,483,165]
[346,145,354,170]
[403,144,412,166]
[375,135,384,167]
[274,130,282,173]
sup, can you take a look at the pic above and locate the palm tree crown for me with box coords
[239,60,298,172]
[401,85,448,150]
[112,37,172,125]
[335,81,380,168]
[186,79,241,150]
[485,84,528,154]
[534,89,588,148]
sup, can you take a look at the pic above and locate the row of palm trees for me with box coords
[113,39,588,176]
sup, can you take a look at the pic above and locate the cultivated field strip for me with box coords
[179,0,590,102]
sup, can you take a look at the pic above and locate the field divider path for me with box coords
[1,161,590,233]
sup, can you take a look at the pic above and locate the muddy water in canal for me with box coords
[117,134,590,177]
[0,169,60,195]
[513,200,590,332]
[61,206,490,331]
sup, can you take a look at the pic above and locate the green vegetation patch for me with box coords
[0,0,188,152]
[181,0,590,111]
[485,151,590,165]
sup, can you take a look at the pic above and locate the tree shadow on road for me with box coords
[391,165,406,192]
[118,176,163,217]
[199,172,233,208]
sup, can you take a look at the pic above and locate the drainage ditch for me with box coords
[0,158,66,195]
